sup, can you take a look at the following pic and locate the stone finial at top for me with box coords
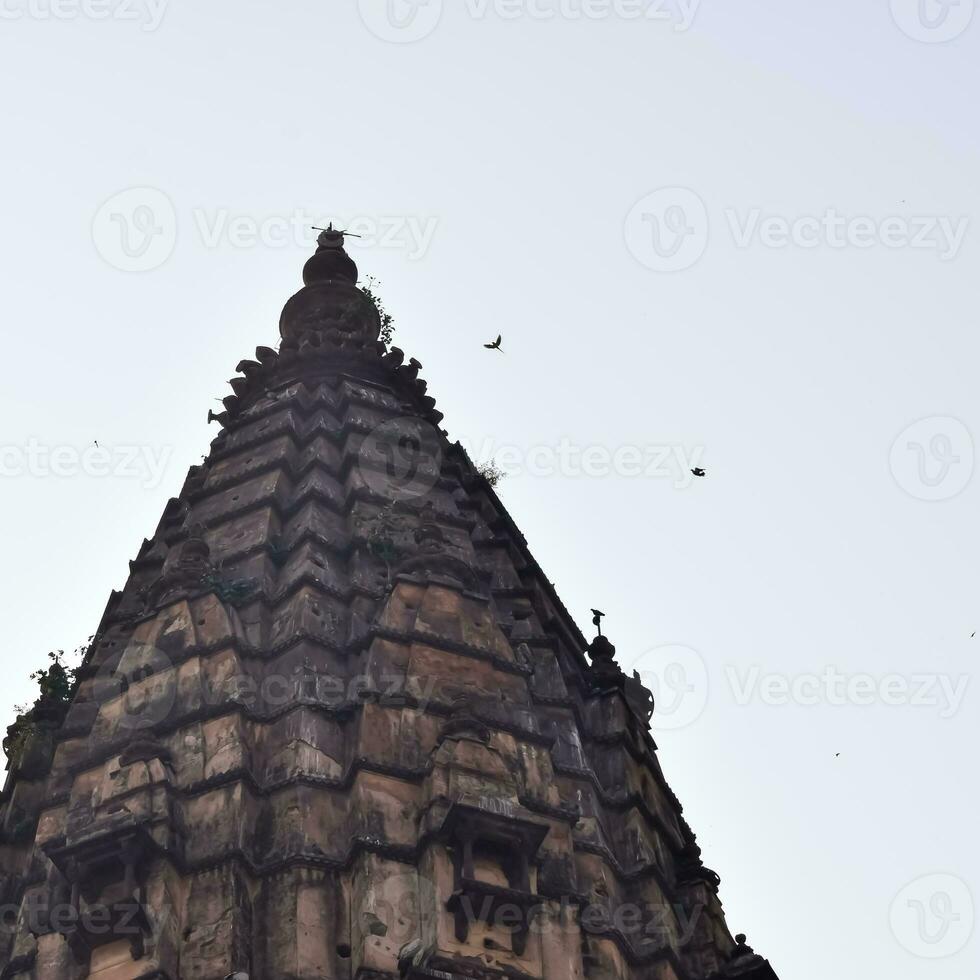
[588,608,615,666]
[587,621,655,722]
[304,223,359,285]
[588,633,618,670]
[279,220,380,347]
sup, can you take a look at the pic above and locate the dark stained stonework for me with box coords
[0,238,780,980]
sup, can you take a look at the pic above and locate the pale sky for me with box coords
[1,2,978,977]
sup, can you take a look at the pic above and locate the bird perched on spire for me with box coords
[591,608,605,636]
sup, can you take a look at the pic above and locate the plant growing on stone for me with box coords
[360,276,395,346]
[5,646,85,766]
[477,460,505,488]
[30,650,76,702]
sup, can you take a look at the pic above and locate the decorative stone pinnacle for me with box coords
[278,222,380,346]
[588,634,619,671]
[303,224,359,285]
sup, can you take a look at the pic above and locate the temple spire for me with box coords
[0,221,780,980]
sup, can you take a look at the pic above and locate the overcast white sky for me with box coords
[1,1,978,977]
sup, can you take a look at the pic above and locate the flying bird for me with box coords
[691,468,706,478]
[484,334,503,352]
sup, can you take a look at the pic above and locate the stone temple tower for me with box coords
[0,230,779,980]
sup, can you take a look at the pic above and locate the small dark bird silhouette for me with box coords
[972,632,976,638]
[591,609,605,636]
[484,334,503,352]
[94,440,99,448]
[691,467,706,478]
[835,753,841,758]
